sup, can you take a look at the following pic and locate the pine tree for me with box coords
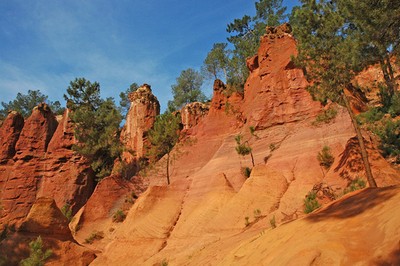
[168,68,206,112]
[226,0,287,90]
[338,0,400,99]
[202,43,229,81]
[291,0,377,187]
[148,113,181,185]
[0,90,64,120]
[20,236,52,266]
[64,78,122,180]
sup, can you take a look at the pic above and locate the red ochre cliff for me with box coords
[89,24,399,265]
[0,24,399,265]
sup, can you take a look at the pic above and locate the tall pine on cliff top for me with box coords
[64,78,122,180]
[202,43,230,82]
[167,68,206,112]
[0,90,64,120]
[291,0,377,187]
[225,0,287,90]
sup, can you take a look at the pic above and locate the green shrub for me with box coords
[161,258,169,266]
[357,107,385,124]
[388,91,400,117]
[378,84,400,117]
[61,203,72,222]
[376,119,400,161]
[84,231,104,244]
[313,107,338,125]
[20,236,52,266]
[344,177,366,194]
[112,209,126,223]
[317,146,335,169]
[269,215,276,229]
[241,167,252,178]
[269,143,277,152]
[304,191,321,214]
[253,209,261,219]
[244,216,250,227]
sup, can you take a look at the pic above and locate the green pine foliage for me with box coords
[344,177,366,194]
[317,146,335,169]
[119,83,139,117]
[201,1,288,92]
[167,68,206,112]
[313,107,338,125]
[64,78,123,180]
[60,203,72,222]
[304,191,321,214]
[112,209,126,223]
[224,0,287,91]
[20,236,52,266]
[0,90,64,120]
[338,0,400,97]
[202,43,229,81]
[235,128,256,167]
[291,0,361,104]
[376,119,400,162]
[148,112,181,185]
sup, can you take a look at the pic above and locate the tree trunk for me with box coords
[166,153,170,185]
[380,58,394,97]
[342,92,377,187]
[250,151,255,167]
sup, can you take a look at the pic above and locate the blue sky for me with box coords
[0,0,299,112]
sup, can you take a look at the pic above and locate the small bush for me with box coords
[160,259,169,266]
[20,236,52,266]
[388,91,400,117]
[313,107,338,125]
[357,107,385,124]
[269,215,276,229]
[112,209,126,223]
[61,203,73,222]
[376,119,400,161]
[244,216,250,227]
[344,177,366,195]
[85,231,104,244]
[253,209,261,219]
[241,167,252,178]
[269,143,277,152]
[304,191,321,214]
[317,146,334,169]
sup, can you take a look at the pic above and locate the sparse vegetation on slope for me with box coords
[304,191,321,214]
[317,146,334,169]
[20,236,52,266]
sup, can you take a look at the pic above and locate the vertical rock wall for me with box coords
[0,105,94,228]
[121,84,160,163]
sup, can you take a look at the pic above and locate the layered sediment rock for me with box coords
[0,106,94,228]
[0,111,24,162]
[242,24,321,129]
[122,84,160,160]
[180,102,209,130]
